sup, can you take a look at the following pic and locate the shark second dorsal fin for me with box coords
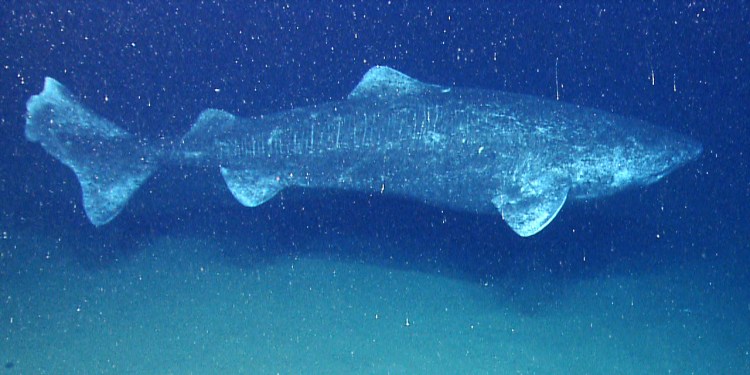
[348,66,433,100]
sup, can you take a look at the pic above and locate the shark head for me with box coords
[493,117,701,237]
[628,127,703,186]
[569,119,702,199]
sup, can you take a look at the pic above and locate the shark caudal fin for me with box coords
[25,77,157,226]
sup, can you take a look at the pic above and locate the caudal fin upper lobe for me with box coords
[25,77,157,225]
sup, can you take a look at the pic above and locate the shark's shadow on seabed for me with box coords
[70,169,687,282]
[20,154,695,319]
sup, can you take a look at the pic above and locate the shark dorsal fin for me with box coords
[348,66,431,100]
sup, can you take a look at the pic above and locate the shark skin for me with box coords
[25,66,702,236]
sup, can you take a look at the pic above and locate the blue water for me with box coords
[1,2,748,373]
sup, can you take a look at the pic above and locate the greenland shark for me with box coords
[25,66,701,236]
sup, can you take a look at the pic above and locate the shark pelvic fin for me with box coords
[220,167,283,207]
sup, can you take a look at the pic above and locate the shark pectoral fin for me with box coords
[220,167,283,207]
[493,182,569,237]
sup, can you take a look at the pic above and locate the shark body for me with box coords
[25,66,701,236]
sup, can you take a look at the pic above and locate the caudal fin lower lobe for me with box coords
[25,77,157,226]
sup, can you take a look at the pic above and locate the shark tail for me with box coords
[25,77,158,226]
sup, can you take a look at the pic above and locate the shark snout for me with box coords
[677,136,703,165]
[639,132,702,184]
[687,138,703,161]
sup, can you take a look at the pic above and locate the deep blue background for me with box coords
[0,1,747,279]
